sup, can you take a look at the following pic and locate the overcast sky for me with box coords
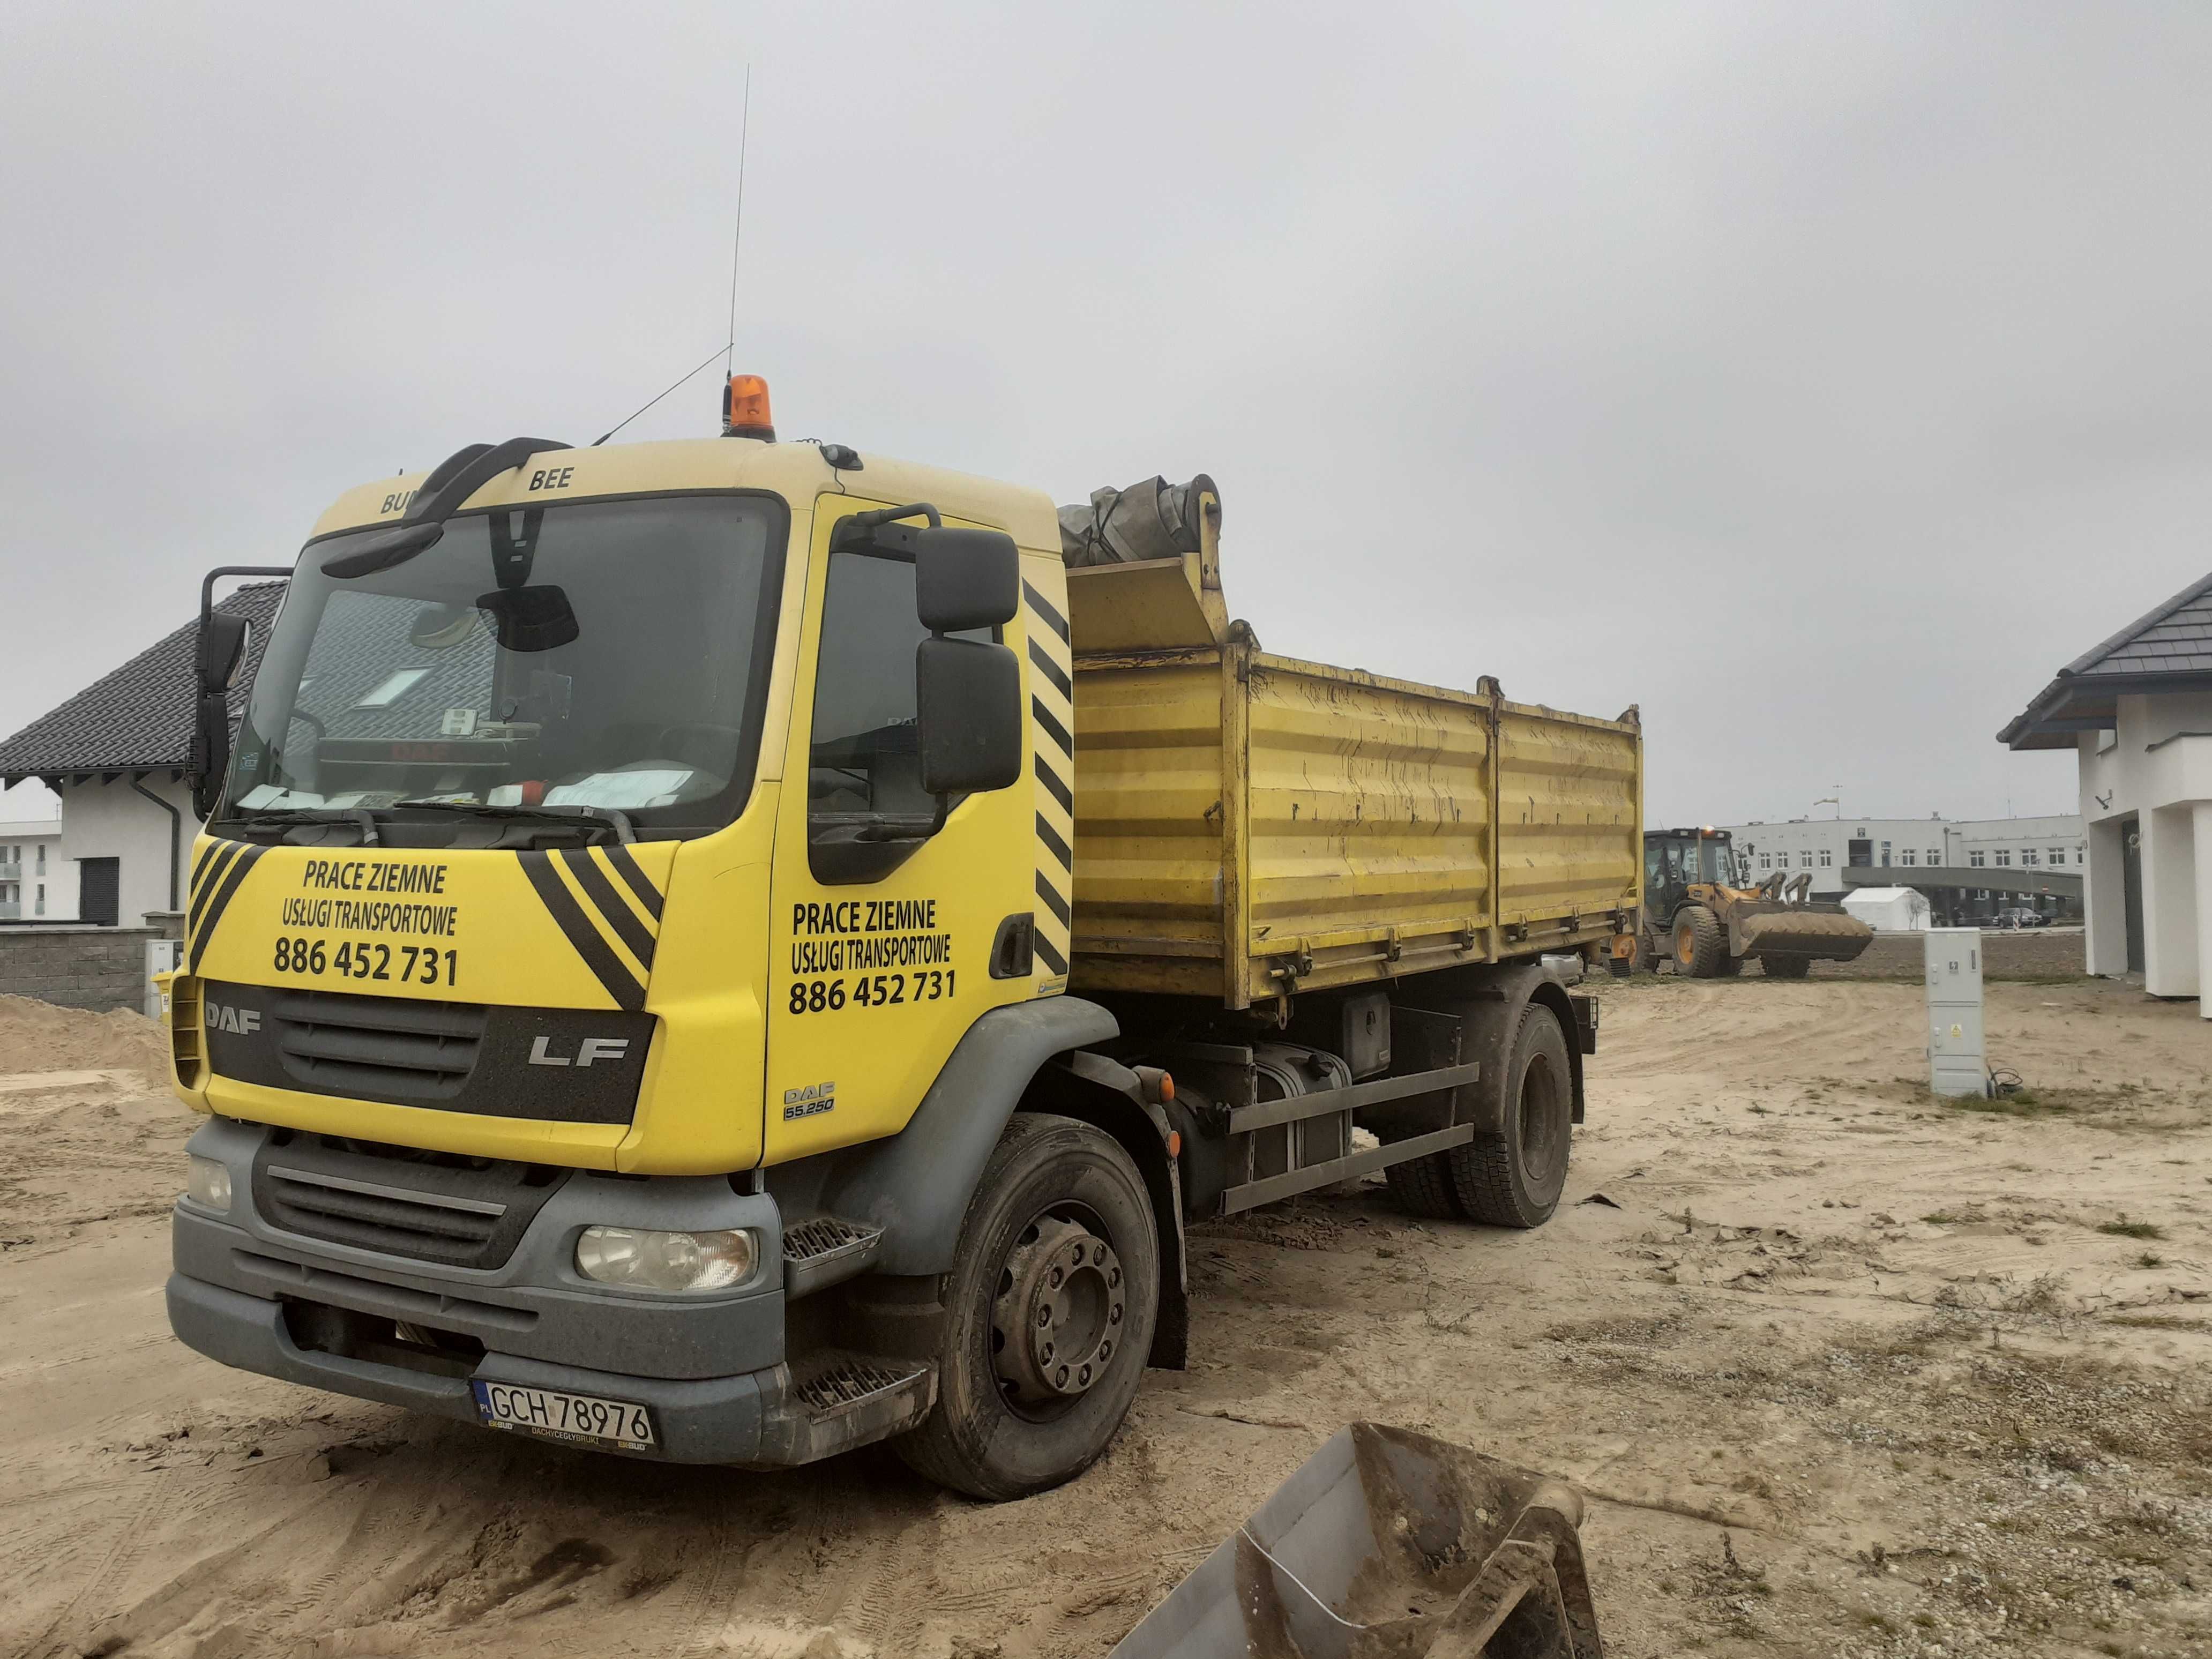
[5,2,2208,831]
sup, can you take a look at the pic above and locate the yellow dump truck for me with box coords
[165,380,1641,1498]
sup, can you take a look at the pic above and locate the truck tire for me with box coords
[894,1114,1159,1500]
[1448,1004,1573,1229]
[1672,905,1725,978]
[1384,1145,1466,1220]
[1761,953,1811,978]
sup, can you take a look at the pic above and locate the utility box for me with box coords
[145,938,183,1021]
[1925,928,1986,1098]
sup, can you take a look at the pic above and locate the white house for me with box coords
[2001,569,2212,1015]
[0,584,284,928]
[1709,811,2085,923]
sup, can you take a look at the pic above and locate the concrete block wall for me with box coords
[0,925,164,1011]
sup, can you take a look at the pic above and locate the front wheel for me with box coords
[1672,905,1727,977]
[894,1114,1159,1500]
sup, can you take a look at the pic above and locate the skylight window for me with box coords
[353,668,431,708]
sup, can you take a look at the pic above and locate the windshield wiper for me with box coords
[392,799,636,844]
[240,808,382,846]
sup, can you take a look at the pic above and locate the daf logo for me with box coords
[205,1002,261,1035]
[782,1080,836,1120]
[528,1035,631,1068]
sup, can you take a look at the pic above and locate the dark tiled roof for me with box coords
[2060,569,2212,678]
[0,583,288,781]
[1999,566,2212,749]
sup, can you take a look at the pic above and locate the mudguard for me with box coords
[823,996,1119,1275]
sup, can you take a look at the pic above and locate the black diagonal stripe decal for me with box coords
[1035,870,1071,926]
[189,846,265,973]
[1036,812,1072,873]
[1034,752,1073,814]
[1027,637,1072,700]
[1022,579,1070,644]
[601,842,664,921]
[188,841,224,901]
[1033,929,1068,976]
[1032,696,1072,758]
[519,851,646,1011]
[560,848,657,969]
[189,842,242,929]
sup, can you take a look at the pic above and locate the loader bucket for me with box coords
[1737,907,1873,965]
[1110,1422,1602,1658]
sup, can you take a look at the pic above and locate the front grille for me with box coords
[268,989,487,1101]
[252,1132,567,1269]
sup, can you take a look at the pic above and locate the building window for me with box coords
[1969,850,1985,868]
[1758,852,1771,870]
[35,845,46,874]
[1799,851,1813,868]
[2047,847,2066,866]
[35,883,45,915]
[1900,849,1917,866]
[2021,848,2038,867]
[1994,849,2012,866]
[1880,841,1892,865]
[1819,849,1833,867]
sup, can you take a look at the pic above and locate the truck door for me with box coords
[763,500,1045,1163]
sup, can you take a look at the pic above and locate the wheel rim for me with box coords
[1676,923,1695,965]
[1518,1052,1565,1186]
[991,1208,1127,1415]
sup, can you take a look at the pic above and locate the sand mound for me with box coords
[0,993,170,1082]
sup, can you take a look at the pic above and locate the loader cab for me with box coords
[1642,827,1736,921]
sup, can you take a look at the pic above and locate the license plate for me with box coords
[472,1380,656,1449]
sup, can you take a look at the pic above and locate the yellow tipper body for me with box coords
[1063,534,1641,1009]
[174,438,1073,1176]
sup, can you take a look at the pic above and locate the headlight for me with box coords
[185,1154,231,1213]
[574,1226,757,1293]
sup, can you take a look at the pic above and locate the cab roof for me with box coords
[310,436,1063,553]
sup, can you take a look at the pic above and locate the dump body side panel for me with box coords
[1239,652,1496,1003]
[1069,646,1640,1004]
[1068,649,1229,997]
[1494,700,1641,951]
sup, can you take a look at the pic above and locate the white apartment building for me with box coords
[1710,812,2087,913]
[0,819,66,920]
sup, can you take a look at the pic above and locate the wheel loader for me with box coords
[1623,826,1872,979]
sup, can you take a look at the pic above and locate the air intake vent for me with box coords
[251,1134,566,1269]
[268,989,487,1101]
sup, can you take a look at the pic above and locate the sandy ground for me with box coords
[3,978,2210,1659]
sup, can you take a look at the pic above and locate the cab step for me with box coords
[781,1214,885,1298]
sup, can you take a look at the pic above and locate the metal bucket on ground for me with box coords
[1111,1422,1602,1658]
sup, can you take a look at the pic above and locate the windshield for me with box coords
[224,495,786,832]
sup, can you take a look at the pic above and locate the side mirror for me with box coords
[914,527,1019,632]
[190,691,231,819]
[198,611,250,691]
[916,638,1021,797]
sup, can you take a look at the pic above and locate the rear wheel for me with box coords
[894,1115,1158,1500]
[1447,1004,1573,1228]
[1672,906,1726,977]
[1634,926,1661,974]
[1760,953,1812,978]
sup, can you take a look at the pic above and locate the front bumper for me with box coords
[167,1272,781,1462]
[167,1116,930,1465]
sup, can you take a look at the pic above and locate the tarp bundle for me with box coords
[1058,474,1219,567]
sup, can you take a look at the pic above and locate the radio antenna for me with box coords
[724,64,752,382]
[591,66,755,449]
